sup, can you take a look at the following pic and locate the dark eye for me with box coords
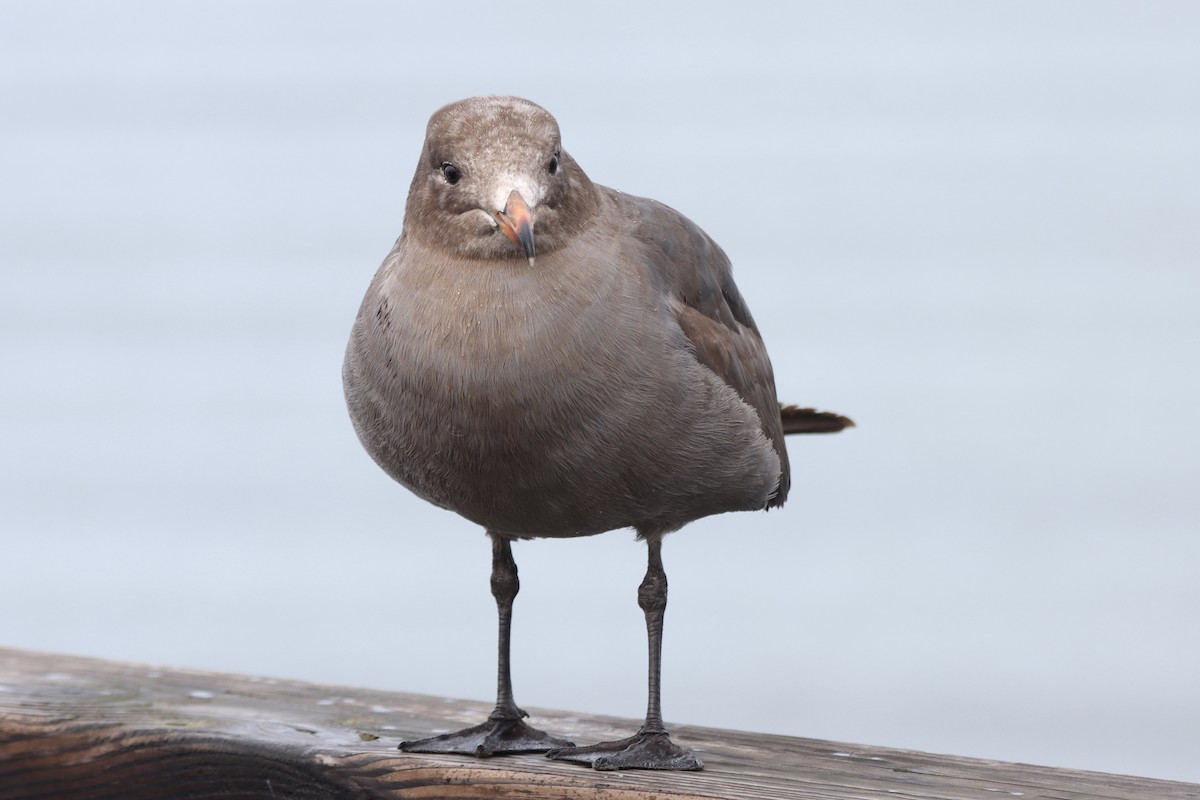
[441,162,461,185]
[548,155,559,175]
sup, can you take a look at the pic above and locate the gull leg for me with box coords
[401,533,573,756]
[547,532,702,770]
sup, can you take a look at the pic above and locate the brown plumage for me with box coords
[343,96,851,771]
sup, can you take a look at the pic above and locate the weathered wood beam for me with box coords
[0,647,1194,799]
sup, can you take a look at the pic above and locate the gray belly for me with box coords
[343,258,779,538]
[345,327,779,538]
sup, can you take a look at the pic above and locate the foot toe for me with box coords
[401,717,573,757]
[547,731,702,771]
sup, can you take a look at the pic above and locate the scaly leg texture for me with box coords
[400,534,573,756]
[547,533,702,770]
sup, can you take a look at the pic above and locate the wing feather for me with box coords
[629,195,793,505]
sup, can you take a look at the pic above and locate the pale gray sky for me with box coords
[2,0,1198,783]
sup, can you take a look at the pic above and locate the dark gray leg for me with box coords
[400,533,573,756]
[547,533,702,770]
[490,531,524,720]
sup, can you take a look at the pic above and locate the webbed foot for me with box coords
[401,715,574,757]
[546,730,702,771]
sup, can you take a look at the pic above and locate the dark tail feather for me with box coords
[779,405,855,435]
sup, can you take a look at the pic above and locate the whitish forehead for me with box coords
[427,97,561,158]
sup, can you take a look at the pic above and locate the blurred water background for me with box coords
[2,0,1198,784]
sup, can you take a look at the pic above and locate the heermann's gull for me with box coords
[343,95,852,771]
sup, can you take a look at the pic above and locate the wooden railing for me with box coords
[0,647,1194,799]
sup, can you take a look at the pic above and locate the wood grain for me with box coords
[0,647,1195,799]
